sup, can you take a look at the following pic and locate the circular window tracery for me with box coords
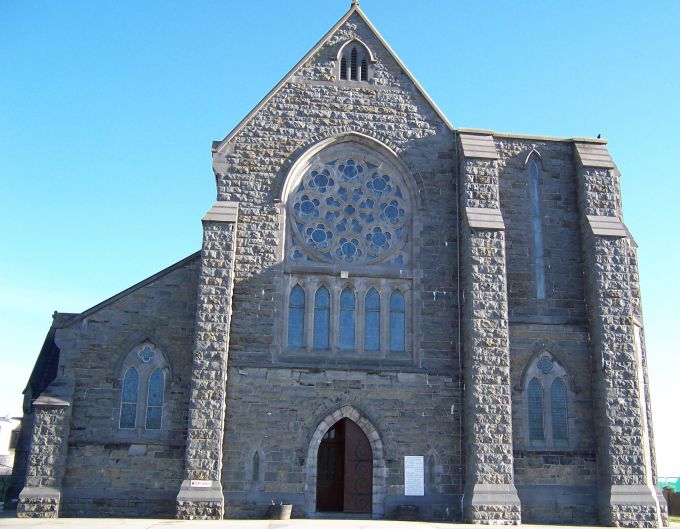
[288,152,410,266]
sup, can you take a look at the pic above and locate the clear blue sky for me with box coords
[1,1,678,476]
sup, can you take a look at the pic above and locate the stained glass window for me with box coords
[252,451,260,482]
[288,285,305,348]
[288,154,408,266]
[551,378,568,442]
[120,367,139,429]
[339,288,355,350]
[528,377,544,442]
[389,290,405,352]
[145,368,164,430]
[529,159,546,299]
[365,289,381,351]
[314,287,330,349]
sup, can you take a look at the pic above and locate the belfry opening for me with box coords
[316,418,372,514]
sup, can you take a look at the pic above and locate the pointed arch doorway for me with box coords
[305,406,385,517]
[316,418,372,513]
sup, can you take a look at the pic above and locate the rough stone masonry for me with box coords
[11,2,666,527]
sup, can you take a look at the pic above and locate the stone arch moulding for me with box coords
[336,38,378,64]
[516,343,577,394]
[279,132,422,211]
[303,404,386,518]
[113,335,174,379]
[524,147,543,167]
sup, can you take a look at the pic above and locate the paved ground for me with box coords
[0,517,678,529]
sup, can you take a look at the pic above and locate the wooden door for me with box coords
[316,420,344,512]
[343,419,373,514]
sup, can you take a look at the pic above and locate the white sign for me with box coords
[190,480,212,488]
[404,456,424,496]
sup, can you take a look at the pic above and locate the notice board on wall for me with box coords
[404,455,424,496]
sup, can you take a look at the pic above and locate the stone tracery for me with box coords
[289,154,409,266]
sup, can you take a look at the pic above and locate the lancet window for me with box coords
[524,352,572,448]
[119,343,168,431]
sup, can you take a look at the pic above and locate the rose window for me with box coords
[289,156,410,265]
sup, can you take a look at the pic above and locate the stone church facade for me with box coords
[12,3,666,526]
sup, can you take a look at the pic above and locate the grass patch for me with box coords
[670,515,680,523]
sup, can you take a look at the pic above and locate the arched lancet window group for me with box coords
[283,138,415,360]
[339,41,370,82]
[287,283,407,354]
[119,344,167,431]
[524,353,571,448]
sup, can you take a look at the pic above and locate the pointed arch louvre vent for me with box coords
[338,41,371,82]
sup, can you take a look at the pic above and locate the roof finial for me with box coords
[351,0,359,6]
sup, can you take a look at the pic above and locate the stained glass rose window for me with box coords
[289,154,410,265]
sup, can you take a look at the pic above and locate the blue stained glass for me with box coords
[528,378,544,442]
[122,368,139,402]
[147,369,164,406]
[389,291,405,352]
[288,285,305,348]
[145,405,162,430]
[120,367,139,428]
[252,451,260,481]
[365,289,381,351]
[290,154,409,264]
[137,346,154,363]
[551,378,568,442]
[314,287,330,349]
[120,404,136,429]
[339,288,355,350]
[301,198,316,214]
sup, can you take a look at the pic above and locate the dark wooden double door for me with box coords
[316,418,372,514]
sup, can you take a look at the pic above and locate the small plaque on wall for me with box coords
[404,456,424,496]
[190,480,212,488]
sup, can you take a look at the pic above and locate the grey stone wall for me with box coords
[496,138,599,524]
[177,219,238,520]
[221,366,461,521]
[48,257,198,517]
[497,139,586,323]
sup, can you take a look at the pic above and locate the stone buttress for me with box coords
[574,141,665,528]
[16,377,74,518]
[176,202,238,519]
[458,131,521,524]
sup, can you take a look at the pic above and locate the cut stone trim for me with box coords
[586,215,628,237]
[176,218,238,520]
[574,141,615,168]
[459,133,498,159]
[202,201,239,223]
[466,207,505,230]
[303,405,386,518]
